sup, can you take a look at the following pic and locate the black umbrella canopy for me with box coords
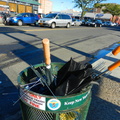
[54,58,94,96]
[56,58,85,86]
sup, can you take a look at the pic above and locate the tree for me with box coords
[73,0,107,19]
[102,4,120,22]
[94,3,120,22]
[94,3,104,8]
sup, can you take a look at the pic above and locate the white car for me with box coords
[72,18,82,26]
[38,13,72,28]
[104,21,116,26]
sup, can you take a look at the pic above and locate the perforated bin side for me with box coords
[20,95,91,120]
[20,100,54,120]
[59,96,91,120]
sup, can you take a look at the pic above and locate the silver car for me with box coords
[38,13,72,28]
[72,18,82,26]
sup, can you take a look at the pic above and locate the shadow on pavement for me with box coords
[87,85,120,120]
[0,26,119,120]
[0,70,21,120]
[0,27,65,120]
[104,26,120,31]
[50,41,94,63]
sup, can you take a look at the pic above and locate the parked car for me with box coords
[3,13,11,25]
[8,13,39,26]
[85,19,102,27]
[38,13,72,28]
[81,19,92,26]
[102,21,107,26]
[38,13,46,19]
[0,12,11,24]
[71,18,82,26]
[0,13,4,24]
[84,19,92,26]
[82,19,102,27]
[90,19,102,27]
[81,19,88,26]
[103,21,117,26]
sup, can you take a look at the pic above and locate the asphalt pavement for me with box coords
[0,25,120,120]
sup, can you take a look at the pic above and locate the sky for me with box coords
[51,0,120,12]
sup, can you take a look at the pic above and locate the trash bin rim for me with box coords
[17,62,92,99]
[18,62,92,112]
[19,84,92,99]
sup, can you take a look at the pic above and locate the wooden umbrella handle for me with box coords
[112,46,120,56]
[42,38,51,65]
[108,60,120,71]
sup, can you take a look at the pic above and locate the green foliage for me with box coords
[73,0,107,19]
[102,4,120,16]
[94,3,105,8]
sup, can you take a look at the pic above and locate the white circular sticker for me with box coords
[47,99,61,110]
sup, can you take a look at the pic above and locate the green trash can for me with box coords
[17,62,92,120]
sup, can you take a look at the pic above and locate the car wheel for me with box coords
[99,24,102,27]
[51,22,56,28]
[17,20,23,26]
[34,21,38,26]
[66,23,70,28]
[94,24,97,27]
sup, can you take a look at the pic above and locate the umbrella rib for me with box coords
[13,80,41,105]
[30,65,57,99]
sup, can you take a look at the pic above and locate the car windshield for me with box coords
[96,20,102,22]
[88,19,93,22]
[45,13,57,18]
[16,13,24,17]
[72,18,76,21]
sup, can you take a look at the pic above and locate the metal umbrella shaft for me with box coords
[95,60,120,79]
[92,46,120,72]
[74,60,120,94]
[30,65,57,98]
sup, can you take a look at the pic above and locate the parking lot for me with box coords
[0,25,120,120]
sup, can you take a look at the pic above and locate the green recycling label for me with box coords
[46,90,91,112]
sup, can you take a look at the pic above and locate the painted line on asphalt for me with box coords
[0,53,7,57]
[0,27,81,32]
[0,27,101,33]
[23,27,89,32]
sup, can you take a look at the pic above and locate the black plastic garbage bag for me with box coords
[54,58,93,96]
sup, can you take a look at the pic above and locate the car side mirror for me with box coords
[56,16,59,19]
[24,15,28,17]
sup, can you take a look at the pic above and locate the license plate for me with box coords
[40,23,43,25]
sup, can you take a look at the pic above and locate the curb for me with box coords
[0,23,5,26]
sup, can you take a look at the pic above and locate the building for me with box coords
[0,0,40,14]
[84,12,112,20]
[39,0,52,14]
[61,9,81,16]
[0,0,53,15]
